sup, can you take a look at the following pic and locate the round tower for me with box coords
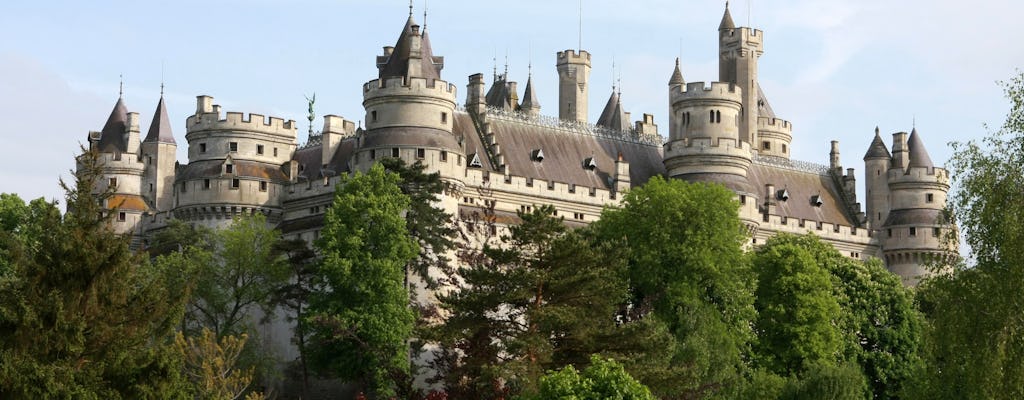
[357,15,464,197]
[880,129,953,286]
[174,95,297,228]
[141,94,178,213]
[757,117,793,158]
[84,95,148,245]
[863,127,891,231]
[665,81,752,191]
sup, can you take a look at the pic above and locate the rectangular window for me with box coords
[440,151,448,162]
[260,181,267,192]
[229,142,238,152]
[926,193,934,203]
[762,141,771,150]
[109,177,117,187]
[226,164,234,174]
[371,110,378,122]
[739,195,746,205]
[200,143,207,153]
[203,179,211,190]
[781,144,787,153]
[417,148,425,159]
[149,183,153,193]
[441,112,448,123]
[117,212,126,222]
[370,150,377,160]
[181,182,187,192]
[392,148,400,158]
[933,227,941,237]
[231,179,240,189]
[257,144,264,155]
[909,227,917,237]
[274,147,278,157]
[888,229,893,237]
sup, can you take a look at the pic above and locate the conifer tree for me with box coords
[0,148,190,399]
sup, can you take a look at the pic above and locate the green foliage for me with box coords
[0,149,191,399]
[307,164,418,398]
[379,158,457,290]
[435,205,635,397]
[784,362,869,400]
[903,72,1024,400]
[752,234,842,375]
[0,193,59,275]
[175,328,265,400]
[519,356,655,400]
[592,176,755,397]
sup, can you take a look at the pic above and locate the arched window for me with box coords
[710,110,715,123]
[716,110,722,123]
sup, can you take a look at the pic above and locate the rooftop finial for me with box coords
[409,0,413,17]
[119,74,124,98]
[160,61,165,97]
[422,0,427,31]
[611,56,616,91]
[493,54,498,81]
[578,0,583,51]
[504,49,509,77]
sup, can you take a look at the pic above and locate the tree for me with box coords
[592,176,756,398]
[306,164,419,398]
[902,72,1024,400]
[0,148,191,399]
[434,206,634,397]
[752,234,842,376]
[518,356,655,400]
[0,193,59,275]
[273,237,318,398]
[175,328,266,400]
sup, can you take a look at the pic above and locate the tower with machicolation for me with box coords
[556,49,591,124]
[718,2,763,148]
[173,95,297,229]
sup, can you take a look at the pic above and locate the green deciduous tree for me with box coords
[901,72,1024,400]
[752,234,842,376]
[175,328,266,400]
[519,356,655,400]
[593,176,756,398]
[0,149,191,399]
[306,164,418,398]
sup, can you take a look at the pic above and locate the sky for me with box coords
[1,0,1023,206]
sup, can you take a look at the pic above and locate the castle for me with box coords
[82,3,954,296]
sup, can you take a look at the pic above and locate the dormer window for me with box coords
[225,164,234,174]
[531,149,545,162]
[776,189,790,201]
[468,153,483,168]
[811,195,824,207]
[583,157,597,171]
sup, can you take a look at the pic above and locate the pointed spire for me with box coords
[378,12,442,81]
[864,126,891,160]
[144,95,175,144]
[521,72,541,116]
[719,1,736,31]
[597,90,629,132]
[97,95,129,153]
[669,57,685,86]
[907,128,934,169]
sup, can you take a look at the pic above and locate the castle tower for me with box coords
[665,80,752,193]
[557,49,591,123]
[718,2,764,147]
[83,93,148,245]
[175,95,297,228]
[359,12,462,211]
[880,128,953,285]
[141,93,177,212]
[863,127,891,230]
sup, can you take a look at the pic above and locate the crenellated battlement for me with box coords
[668,136,752,152]
[721,27,764,47]
[757,117,793,132]
[187,97,296,138]
[888,165,950,185]
[556,49,592,66]
[363,76,458,101]
[671,82,742,103]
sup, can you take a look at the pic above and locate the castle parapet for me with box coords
[556,49,592,66]
[187,98,297,138]
[671,81,742,104]
[363,76,457,98]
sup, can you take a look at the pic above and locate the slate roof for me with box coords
[521,75,540,110]
[719,3,736,30]
[596,91,630,132]
[883,208,947,227]
[863,128,890,160]
[97,97,129,153]
[747,159,858,226]
[668,58,684,86]
[378,15,442,82]
[291,137,357,180]
[177,159,290,182]
[463,111,665,190]
[907,128,934,169]
[144,96,175,144]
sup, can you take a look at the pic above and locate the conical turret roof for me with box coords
[863,127,890,160]
[668,58,685,86]
[521,74,540,111]
[144,96,175,144]
[379,15,441,81]
[97,96,129,153]
[907,128,934,168]
[719,2,736,30]
[596,90,629,132]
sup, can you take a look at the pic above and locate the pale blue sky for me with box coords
[2,0,1022,205]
